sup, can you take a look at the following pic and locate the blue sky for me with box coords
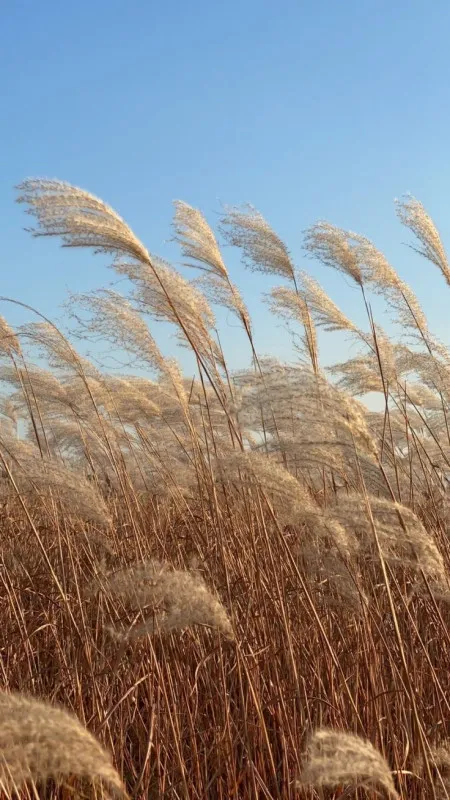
[2,0,450,376]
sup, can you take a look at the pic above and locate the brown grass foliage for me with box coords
[0,180,448,797]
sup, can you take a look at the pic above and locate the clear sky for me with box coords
[2,0,450,376]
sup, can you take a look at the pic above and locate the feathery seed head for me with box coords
[173,201,252,329]
[0,433,112,527]
[326,493,447,584]
[0,691,123,796]
[353,235,429,332]
[174,200,228,279]
[17,178,151,265]
[215,449,313,524]
[220,205,296,280]
[299,728,399,797]
[396,195,450,285]
[0,316,21,357]
[304,222,364,285]
[68,289,188,410]
[299,273,358,334]
[96,559,234,641]
[267,286,319,371]
[425,741,450,799]
[116,256,222,372]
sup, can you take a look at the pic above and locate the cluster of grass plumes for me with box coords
[0,178,449,797]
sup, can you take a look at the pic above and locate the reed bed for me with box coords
[0,180,448,797]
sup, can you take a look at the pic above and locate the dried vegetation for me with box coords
[0,180,448,797]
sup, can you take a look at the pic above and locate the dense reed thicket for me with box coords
[0,180,449,798]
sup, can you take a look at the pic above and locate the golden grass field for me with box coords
[0,180,448,798]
